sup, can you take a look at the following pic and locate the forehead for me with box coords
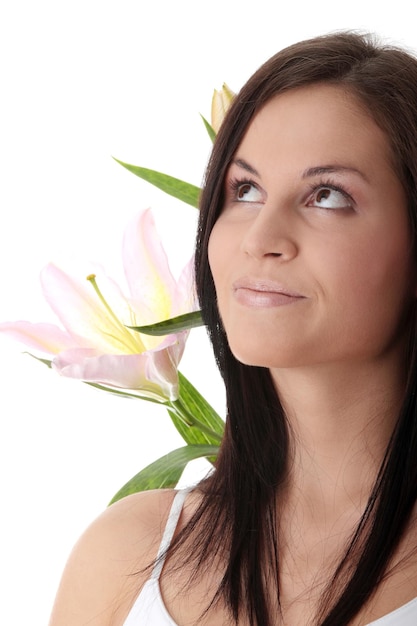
[235,84,395,181]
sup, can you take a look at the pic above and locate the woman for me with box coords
[49,32,417,625]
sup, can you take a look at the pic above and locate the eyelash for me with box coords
[307,178,354,209]
[227,176,260,200]
[226,176,354,208]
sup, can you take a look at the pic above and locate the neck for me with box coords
[271,357,406,513]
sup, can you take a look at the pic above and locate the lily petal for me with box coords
[52,342,184,401]
[123,210,178,324]
[145,333,187,400]
[175,256,198,315]
[0,320,76,354]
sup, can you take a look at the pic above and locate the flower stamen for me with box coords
[86,274,145,353]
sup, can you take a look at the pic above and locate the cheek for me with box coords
[321,220,412,293]
[207,220,231,292]
[325,230,415,343]
[353,232,413,298]
[207,220,242,336]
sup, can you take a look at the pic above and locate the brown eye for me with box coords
[310,186,352,210]
[235,182,262,203]
[316,189,331,203]
[237,183,253,199]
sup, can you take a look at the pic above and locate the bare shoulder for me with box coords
[48,489,177,626]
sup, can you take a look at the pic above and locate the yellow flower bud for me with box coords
[210,83,235,133]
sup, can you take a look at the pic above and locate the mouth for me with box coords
[232,278,305,308]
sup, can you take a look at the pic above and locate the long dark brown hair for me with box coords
[173,32,417,625]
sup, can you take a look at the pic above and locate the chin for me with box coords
[224,320,310,369]
[228,343,295,369]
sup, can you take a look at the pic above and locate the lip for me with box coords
[232,278,306,308]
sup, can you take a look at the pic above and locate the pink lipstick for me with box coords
[232,278,305,308]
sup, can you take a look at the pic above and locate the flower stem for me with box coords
[169,398,223,443]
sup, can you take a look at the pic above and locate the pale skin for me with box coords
[49,84,417,625]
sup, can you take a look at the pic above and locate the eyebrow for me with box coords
[302,165,369,182]
[232,158,260,176]
[231,158,368,182]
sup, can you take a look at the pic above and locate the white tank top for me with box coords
[123,490,417,625]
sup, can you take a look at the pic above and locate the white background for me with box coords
[0,2,416,623]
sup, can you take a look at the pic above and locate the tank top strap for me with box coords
[151,488,191,580]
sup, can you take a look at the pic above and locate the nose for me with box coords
[240,203,298,261]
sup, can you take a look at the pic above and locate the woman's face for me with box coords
[208,84,416,371]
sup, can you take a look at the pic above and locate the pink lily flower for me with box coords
[0,209,196,401]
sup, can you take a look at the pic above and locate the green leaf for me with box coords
[109,444,219,503]
[25,352,53,368]
[113,158,201,208]
[169,372,224,446]
[200,114,216,142]
[167,411,218,466]
[85,382,167,404]
[178,372,225,437]
[129,311,204,336]
[168,409,210,446]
